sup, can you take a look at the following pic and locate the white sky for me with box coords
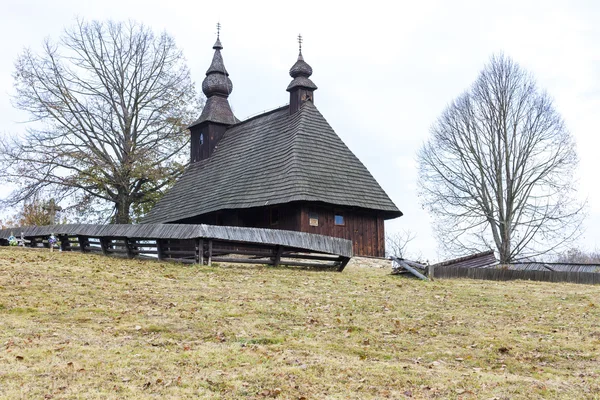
[1,0,599,261]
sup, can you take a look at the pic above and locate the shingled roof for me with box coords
[143,102,401,224]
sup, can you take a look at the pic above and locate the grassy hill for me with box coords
[1,247,599,399]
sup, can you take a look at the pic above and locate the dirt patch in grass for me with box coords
[1,247,599,399]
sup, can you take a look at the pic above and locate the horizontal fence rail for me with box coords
[432,265,600,285]
[0,224,353,271]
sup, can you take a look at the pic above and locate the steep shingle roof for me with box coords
[143,102,401,224]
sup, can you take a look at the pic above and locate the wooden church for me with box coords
[143,34,401,257]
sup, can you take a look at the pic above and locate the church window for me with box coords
[309,211,319,227]
[335,214,345,226]
[200,133,204,145]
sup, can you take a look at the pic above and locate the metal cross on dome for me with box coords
[298,34,303,53]
[217,22,221,39]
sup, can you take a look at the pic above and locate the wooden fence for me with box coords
[431,265,600,285]
[0,224,352,271]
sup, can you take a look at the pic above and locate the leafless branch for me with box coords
[385,230,418,259]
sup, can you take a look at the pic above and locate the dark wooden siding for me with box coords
[176,201,384,257]
[190,123,228,163]
[299,204,384,257]
[177,204,301,231]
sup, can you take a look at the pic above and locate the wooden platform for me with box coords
[0,224,353,271]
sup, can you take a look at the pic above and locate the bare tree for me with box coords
[418,54,584,263]
[385,230,417,259]
[555,248,600,264]
[0,19,201,223]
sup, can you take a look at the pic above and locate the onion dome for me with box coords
[189,35,238,128]
[290,53,313,77]
[287,50,318,92]
[202,38,233,97]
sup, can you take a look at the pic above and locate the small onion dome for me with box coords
[189,36,238,128]
[287,52,318,92]
[202,39,232,97]
[202,74,233,97]
[289,53,313,78]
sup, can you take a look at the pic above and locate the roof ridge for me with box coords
[232,104,289,128]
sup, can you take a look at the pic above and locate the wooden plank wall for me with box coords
[433,265,600,285]
[299,204,384,257]
[181,204,301,231]
[172,203,383,256]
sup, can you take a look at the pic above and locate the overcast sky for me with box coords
[1,0,599,260]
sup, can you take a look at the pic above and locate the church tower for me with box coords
[189,25,238,163]
[287,35,318,115]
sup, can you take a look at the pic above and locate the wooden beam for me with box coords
[130,249,158,254]
[59,235,71,252]
[273,245,283,267]
[161,250,196,256]
[211,257,274,265]
[99,238,109,255]
[428,265,435,280]
[390,257,429,281]
[279,260,338,268]
[337,257,351,272]
[78,236,87,253]
[282,253,340,261]
[156,239,164,261]
[198,239,204,265]
[125,238,134,259]
[83,246,103,253]
[207,240,213,266]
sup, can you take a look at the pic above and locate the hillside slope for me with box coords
[0,247,599,399]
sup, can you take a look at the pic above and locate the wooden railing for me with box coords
[0,224,352,271]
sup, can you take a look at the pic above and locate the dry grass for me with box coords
[0,247,599,399]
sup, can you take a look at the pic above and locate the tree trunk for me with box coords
[499,237,511,264]
[115,196,131,224]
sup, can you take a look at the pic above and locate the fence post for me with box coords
[272,245,283,267]
[99,238,109,255]
[429,265,435,280]
[78,236,87,253]
[125,237,134,259]
[59,235,71,252]
[157,239,164,261]
[197,239,204,265]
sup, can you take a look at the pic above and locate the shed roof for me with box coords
[506,262,600,273]
[143,102,401,224]
[431,250,498,269]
